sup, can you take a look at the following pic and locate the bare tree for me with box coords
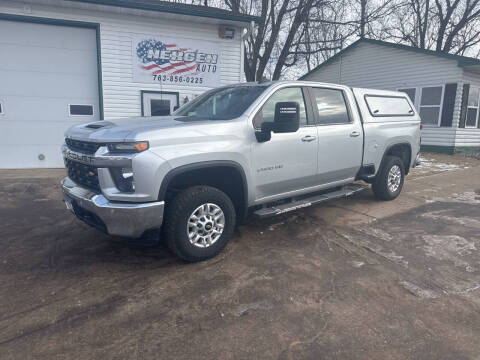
[435,0,480,53]
[385,0,432,48]
[410,0,430,48]
[387,0,480,54]
[163,0,480,79]
[301,0,356,71]
[239,0,341,81]
[224,0,241,13]
[342,0,400,39]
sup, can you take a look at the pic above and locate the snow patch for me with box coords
[416,156,461,172]
[425,191,480,204]
[421,210,480,227]
[422,235,477,272]
[399,280,440,299]
[453,191,480,204]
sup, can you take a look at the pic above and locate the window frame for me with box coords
[397,87,418,107]
[68,104,95,117]
[307,86,352,126]
[142,90,180,117]
[364,94,415,118]
[252,86,314,130]
[418,85,445,127]
[465,85,480,129]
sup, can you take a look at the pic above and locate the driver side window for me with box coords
[253,87,308,129]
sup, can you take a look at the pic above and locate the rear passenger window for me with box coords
[365,95,414,117]
[311,88,350,124]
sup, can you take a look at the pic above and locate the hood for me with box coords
[65,116,212,142]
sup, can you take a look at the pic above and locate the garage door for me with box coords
[0,20,100,168]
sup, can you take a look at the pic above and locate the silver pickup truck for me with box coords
[62,81,421,261]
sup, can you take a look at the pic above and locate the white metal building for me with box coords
[0,0,259,168]
[300,38,480,154]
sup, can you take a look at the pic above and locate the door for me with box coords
[309,87,363,184]
[251,87,318,202]
[142,91,179,116]
[0,20,99,168]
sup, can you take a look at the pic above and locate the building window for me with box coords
[466,86,479,128]
[150,99,171,116]
[69,104,94,116]
[398,88,416,105]
[419,86,444,126]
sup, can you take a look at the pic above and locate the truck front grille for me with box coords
[65,158,100,192]
[65,138,103,155]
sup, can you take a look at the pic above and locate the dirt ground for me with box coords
[1,153,480,360]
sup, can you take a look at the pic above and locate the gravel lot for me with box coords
[1,153,480,359]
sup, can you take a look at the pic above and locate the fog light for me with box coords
[122,168,135,190]
[121,168,133,179]
[110,167,135,192]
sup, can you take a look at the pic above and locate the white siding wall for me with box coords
[0,0,245,120]
[304,42,464,147]
[458,70,480,147]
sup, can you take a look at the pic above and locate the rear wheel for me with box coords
[372,156,405,201]
[163,186,236,262]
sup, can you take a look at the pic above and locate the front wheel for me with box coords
[163,186,236,262]
[372,156,405,201]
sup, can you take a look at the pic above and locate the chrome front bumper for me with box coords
[61,177,164,238]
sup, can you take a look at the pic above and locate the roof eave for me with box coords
[298,39,363,80]
[299,37,480,80]
[68,0,262,24]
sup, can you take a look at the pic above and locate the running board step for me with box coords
[253,184,366,218]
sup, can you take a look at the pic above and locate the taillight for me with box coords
[420,124,423,130]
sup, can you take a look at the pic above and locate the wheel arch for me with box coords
[158,161,249,219]
[380,142,412,175]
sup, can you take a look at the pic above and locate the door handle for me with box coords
[301,135,317,142]
[350,131,361,137]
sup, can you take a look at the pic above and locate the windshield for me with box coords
[175,85,268,121]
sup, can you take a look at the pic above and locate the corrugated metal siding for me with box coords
[458,70,480,147]
[0,0,244,120]
[304,42,464,147]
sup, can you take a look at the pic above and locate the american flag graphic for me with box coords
[136,39,200,76]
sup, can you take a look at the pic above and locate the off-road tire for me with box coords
[372,156,405,201]
[163,186,236,262]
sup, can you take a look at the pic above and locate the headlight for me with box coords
[107,141,149,153]
[110,167,135,192]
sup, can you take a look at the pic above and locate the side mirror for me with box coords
[173,105,180,112]
[255,101,300,142]
[272,101,300,133]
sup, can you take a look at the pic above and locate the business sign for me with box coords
[132,35,221,87]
